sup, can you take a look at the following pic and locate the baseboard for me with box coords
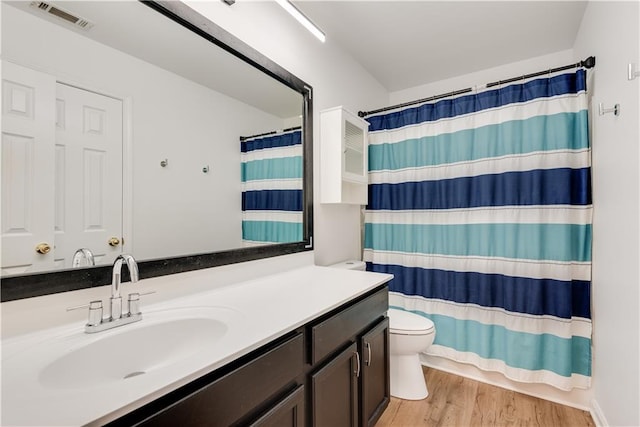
[589,399,608,427]
[420,354,594,412]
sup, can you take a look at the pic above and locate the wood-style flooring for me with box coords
[376,367,595,427]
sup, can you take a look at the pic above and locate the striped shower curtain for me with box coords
[241,129,303,245]
[364,70,592,390]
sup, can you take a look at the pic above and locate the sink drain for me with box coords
[123,371,146,379]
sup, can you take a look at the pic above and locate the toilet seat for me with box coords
[388,308,434,335]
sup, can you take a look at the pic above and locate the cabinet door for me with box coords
[342,116,367,184]
[311,342,359,427]
[250,385,305,427]
[360,317,390,427]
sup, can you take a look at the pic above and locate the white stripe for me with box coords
[369,93,587,145]
[389,293,592,339]
[363,249,591,282]
[426,345,591,391]
[242,145,301,162]
[242,179,302,191]
[242,240,278,247]
[365,206,593,225]
[242,211,303,222]
[369,149,590,182]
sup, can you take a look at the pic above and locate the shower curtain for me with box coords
[364,69,592,390]
[241,129,303,245]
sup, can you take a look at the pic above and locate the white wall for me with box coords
[572,2,640,426]
[2,4,285,261]
[184,1,389,267]
[389,49,575,105]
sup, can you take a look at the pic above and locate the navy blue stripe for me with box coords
[241,131,301,153]
[242,190,302,211]
[367,167,591,210]
[367,70,586,132]
[367,263,591,319]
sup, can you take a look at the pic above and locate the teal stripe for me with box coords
[241,156,302,182]
[390,306,591,377]
[365,223,591,262]
[369,111,589,171]
[242,220,302,243]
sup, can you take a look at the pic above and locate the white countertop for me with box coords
[1,264,392,426]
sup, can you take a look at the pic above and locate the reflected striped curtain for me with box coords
[364,69,592,390]
[241,129,303,245]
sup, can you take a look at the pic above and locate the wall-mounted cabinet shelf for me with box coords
[320,106,369,204]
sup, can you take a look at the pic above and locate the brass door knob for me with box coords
[108,237,121,247]
[35,243,51,254]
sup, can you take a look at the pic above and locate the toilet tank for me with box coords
[328,260,366,271]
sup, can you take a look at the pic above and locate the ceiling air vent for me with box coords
[29,1,94,30]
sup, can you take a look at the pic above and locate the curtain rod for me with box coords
[239,125,302,142]
[358,56,596,118]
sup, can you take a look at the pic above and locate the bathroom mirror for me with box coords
[1,0,313,301]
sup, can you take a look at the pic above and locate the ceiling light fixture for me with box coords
[275,0,325,43]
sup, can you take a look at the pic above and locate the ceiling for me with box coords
[293,1,588,92]
[7,1,588,111]
[5,1,302,119]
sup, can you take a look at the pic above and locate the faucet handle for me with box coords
[127,291,155,316]
[67,300,103,327]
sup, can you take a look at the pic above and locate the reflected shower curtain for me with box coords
[241,129,303,245]
[364,70,592,390]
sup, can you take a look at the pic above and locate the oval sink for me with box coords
[37,307,238,390]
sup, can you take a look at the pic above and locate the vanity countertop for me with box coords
[1,264,392,426]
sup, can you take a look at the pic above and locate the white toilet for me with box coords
[328,260,436,400]
[387,307,435,400]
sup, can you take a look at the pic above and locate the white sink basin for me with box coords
[3,306,243,393]
[39,315,229,389]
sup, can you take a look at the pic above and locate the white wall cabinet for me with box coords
[320,107,369,204]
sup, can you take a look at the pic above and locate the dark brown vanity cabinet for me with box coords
[106,284,389,427]
[309,287,390,427]
[311,342,360,426]
[360,317,391,427]
[127,333,306,427]
[249,385,305,427]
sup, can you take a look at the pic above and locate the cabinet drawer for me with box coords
[249,384,305,427]
[311,286,388,364]
[138,333,304,427]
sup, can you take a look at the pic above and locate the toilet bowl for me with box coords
[387,308,435,400]
[328,260,436,400]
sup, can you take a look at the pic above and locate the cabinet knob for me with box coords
[108,237,121,247]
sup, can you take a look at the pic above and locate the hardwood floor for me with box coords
[376,367,595,427]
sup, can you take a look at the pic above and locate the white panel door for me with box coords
[1,61,56,275]
[55,83,123,268]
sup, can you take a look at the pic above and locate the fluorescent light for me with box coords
[275,0,326,43]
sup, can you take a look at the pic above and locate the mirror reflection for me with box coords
[1,1,304,277]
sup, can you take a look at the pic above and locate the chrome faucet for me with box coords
[68,253,152,333]
[110,254,139,320]
[72,248,95,267]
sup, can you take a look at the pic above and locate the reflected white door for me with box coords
[1,61,56,275]
[55,83,123,268]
